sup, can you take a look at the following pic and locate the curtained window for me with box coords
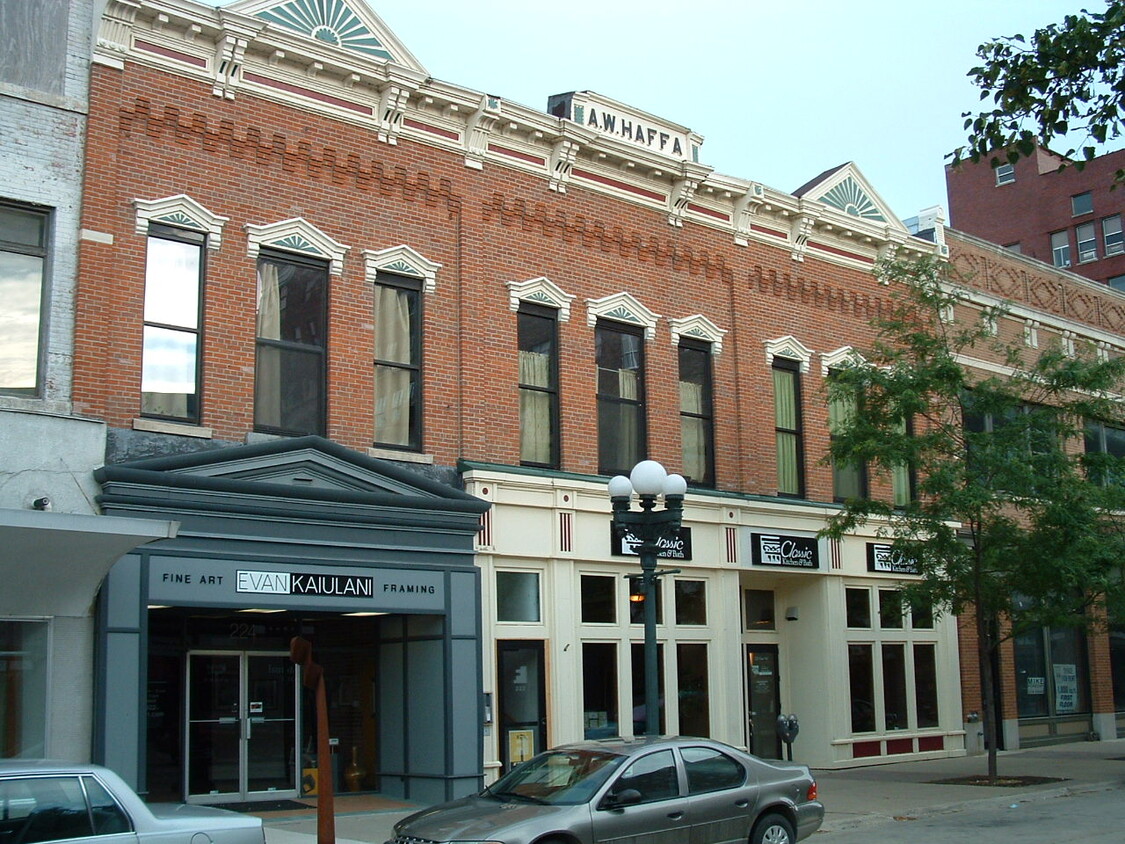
[254,252,327,435]
[597,322,645,476]
[0,204,48,394]
[828,370,867,501]
[518,305,559,467]
[142,225,204,421]
[679,340,714,486]
[373,274,421,449]
[772,359,804,497]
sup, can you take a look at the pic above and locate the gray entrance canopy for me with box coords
[0,508,178,615]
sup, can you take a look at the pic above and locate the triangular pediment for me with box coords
[794,162,907,232]
[225,0,427,74]
[97,436,485,510]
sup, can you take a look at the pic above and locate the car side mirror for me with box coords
[602,788,642,809]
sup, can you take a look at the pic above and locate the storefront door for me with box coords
[497,641,546,774]
[745,645,782,759]
[185,651,299,802]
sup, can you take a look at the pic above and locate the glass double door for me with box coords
[186,651,299,802]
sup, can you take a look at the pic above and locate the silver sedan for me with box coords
[386,736,823,844]
[0,760,265,844]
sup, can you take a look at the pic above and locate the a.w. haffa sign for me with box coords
[750,533,819,569]
[548,91,703,164]
[610,526,693,560]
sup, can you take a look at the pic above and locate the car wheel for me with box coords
[751,811,795,844]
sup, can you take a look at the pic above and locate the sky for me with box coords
[209,0,1115,224]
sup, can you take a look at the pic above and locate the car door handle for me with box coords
[734,799,749,808]
[667,811,684,820]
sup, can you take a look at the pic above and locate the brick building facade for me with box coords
[3,0,1120,804]
[946,144,1125,289]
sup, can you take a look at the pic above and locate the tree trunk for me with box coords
[976,602,999,780]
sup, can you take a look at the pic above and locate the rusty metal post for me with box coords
[291,636,335,844]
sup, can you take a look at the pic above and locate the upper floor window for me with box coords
[891,417,917,507]
[679,340,714,486]
[1084,419,1125,487]
[1050,231,1071,268]
[828,370,866,502]
[1004,242,1022,254]
[518,304,559,467]
[0,203,49,395]
[1077,222,1097,263]
[773,358,804,497]
[142,224,204,421]
[1109,274,1125,292]
[596,320,646,476]
[1072,192,1093,216]
[1103,215,1123,256]
[373,273,422,450]
[255,250,328,436]
[995,163,1015,185]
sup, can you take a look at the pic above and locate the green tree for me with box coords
[821,256,1125,780]
[951,1,1125,181]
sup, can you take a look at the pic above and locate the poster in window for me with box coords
[1053,664,1078,713]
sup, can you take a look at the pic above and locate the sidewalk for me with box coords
[257,738,1125,842]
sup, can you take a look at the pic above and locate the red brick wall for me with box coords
[75,60,893,498]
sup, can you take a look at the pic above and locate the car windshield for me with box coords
[483,749,626,805]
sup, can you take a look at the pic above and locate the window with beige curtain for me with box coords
[518,306,558,466]
[679,341,714,486]
[596,322,645,476]
[828,370,866,501]
[772,359,803,497]
[254,252,327,435]
[373,276,420,449]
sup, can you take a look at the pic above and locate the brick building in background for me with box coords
[3,0,1121,805]
[946,143,1125,289]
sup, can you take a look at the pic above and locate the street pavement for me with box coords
[259,737,1125,842]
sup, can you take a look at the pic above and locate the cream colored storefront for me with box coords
[464,466,965,774]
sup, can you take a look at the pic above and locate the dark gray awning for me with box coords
[0,508,178,615]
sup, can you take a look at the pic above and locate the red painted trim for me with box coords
[403,118,460,141]
[808,241,874,264]
[488,144,546,166]
[886,738,913,755]
[751,224,788,240]
[852,740,882,758]
[243,72,372,115]
[134,40,207,68]
[572,169,665,202]
[688,203,731,222]
[917,735,944,752]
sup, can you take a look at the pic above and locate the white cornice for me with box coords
[107,0,943,276]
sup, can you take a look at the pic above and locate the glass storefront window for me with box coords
[878,591,903,629]
[1111,624,1125,712]
[630,642,665,735]
[582,643,618,739]
[496,571,540,622]
[676,643,709,737]
[881,644,907,730]
[848,644,875,733]
[581,575,616,624]
[744,589,775,630]
[846,588,871,628]
[674,580,706,625]
[0,620,48,757]
[914,644,939,728]
[1014,626,1090,717]
[629,579,663,625]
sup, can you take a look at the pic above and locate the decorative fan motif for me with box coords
[255,0,393,60]
[820,177,886,222]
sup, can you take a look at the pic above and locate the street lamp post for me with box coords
[607,460,687,737]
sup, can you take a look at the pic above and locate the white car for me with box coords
[0,760,265,844]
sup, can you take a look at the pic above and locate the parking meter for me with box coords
[775,714,799,761]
